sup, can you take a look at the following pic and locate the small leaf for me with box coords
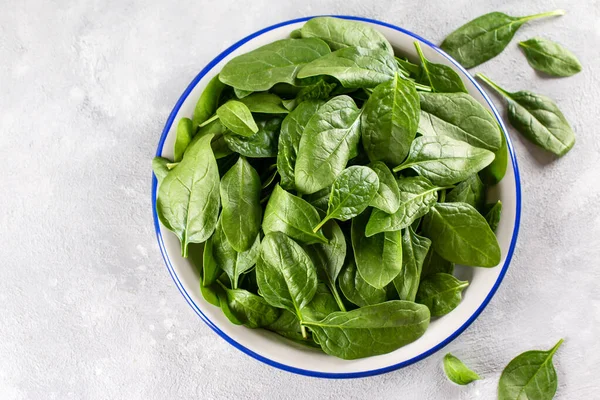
[416,273,468,317]
[519,37,582,77]
[368,162,401,214]
[339,257,387,307]
[239,93,289,114]
[217,101,259,137]
[222,287,281,328]
[443,353,481,385]
[152,157,171,184]
[485,200,503,232]
[174,117,195,162]
[224,117,281,158]
[193,74,226,126]
[414,41,467,93]
[394,227,431,302]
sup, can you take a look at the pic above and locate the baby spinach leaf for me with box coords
[414,41,467,93]
[476,73,575,157]
[263,185,328,244]
[213,219,261,289]
[301,282,340,322]
[277,100,324,190]
[304,300,430,360]
[443,353,481,385]
[156,134,220,257]
[216,100,258,137]
[440,10,565,68]
[222,287,281,328]
[219,38,331,91]
[498,339,563,400]
[201,237,220,287]
[220,157,262,252]
[339,258,386,307]
[416,273,468,316]
[295,17,394,54]
[418,92,502,151]
[480,131,508,185]
[224,117,281,158]
[422,202,501,267]
[393,136,495,186]
[266,310,304,342]
[174,117,195,162]
[361,74,420,165]
[217,288,243,325]
[396,57,420,77]
[485,200,503,232]
[421,247,454,278]
[368,162,401,214]
[295,95,362,194]
[297,46,398,88]
[303,221,347,312]
[351,209,403,289]
[446,174,485,211]
[257,232,318,320]
[366,176,448,236]
[284,79,337,110]
[152,156,171,184]
[200,282,221,307]
[193,74,226,126]
[394,227,431,302]
[314,166,379,231]
[239,93,289,114]
[519,37,582,77]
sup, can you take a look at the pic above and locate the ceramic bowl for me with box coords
[152,15,521,378]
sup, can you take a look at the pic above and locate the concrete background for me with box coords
[2,0,599,398]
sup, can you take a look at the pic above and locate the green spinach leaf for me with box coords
[414,41,467,93]
[233,88,253,98]
[416,273,468,316]
[519,37,582,77]
[480,131,508,185]
[421,247,454,278]
[339,258,386,307]
[174,117,195,162]
[152,156,171,184]
[446,174,485,211]
[301,282,340,322]
[443,353,481,385]
[224,117,281,158]
[193,74,226,126]
[222,287,281,328]
[368,162,401,214]
[239,93,289,114]
[216,100,258,137]
[485,200,503,232]
[394,227,431,302]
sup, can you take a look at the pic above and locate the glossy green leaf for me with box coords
[416,273,468,316]
[498,339,563,400]
[222,287,281,328]
[394,227,431,302]
[393,136,495,186]
[414,41,467,93]
[295,95,362,194]
[339,258,386,307]
[368,162,401,214]
[418,92,502,151]
[440,10,565,68]
[476,74,575,157]
[216,100,258,137]
[157,134,220,257]
[224,117,281,158]
[297,46,398,88]
[193,74,226,125]
[301,283,340,322]
[219,38,331,91]
[481,131,508,185]
[352,209,403,289]
[217,287,243,325]
[174,117,195,162]
[421,247,454,279]
[152,156,171,184]
[485,200,503,232]
[201,236,220,287]
[443,353,481,385]
[304,300,430,360]
[266,310,304,342]
[361,74,420,165]
[446,174,485,211]
[519,37,582,77]
[422,202,501,267]
[239,93,289,114]
[220,157,262,252]
[262,185,328,244]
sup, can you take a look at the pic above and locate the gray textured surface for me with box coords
[2,0,599,398]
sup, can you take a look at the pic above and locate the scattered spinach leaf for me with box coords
[443,353,481,385]
[519,37,582,77]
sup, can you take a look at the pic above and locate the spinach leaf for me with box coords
[239,93,289,114]
[213,219,261,289]
[414,41,467,93]
[443,353,481,385]
[396,57,420,77]
[394,227,431,302]
[339,258,386,307]
[418,92,502,151]
[295,95,362,194]
[257,232,318,322]
[193,74,226,126]
[193,239,220,307]
[519,37,582,77]
[481,131,508,185]
[221,287,281,328]
[224,117,281,158]
[201,236,220,287]
[220,157,262,252]
[156,134,220,257]
[485,200,503,232]
[295,17,394,54]
[476,73,575,156]
[297,47,398,88]
[266,310,304,342]
[152,156,171,184]
[393,136,495,186]
[446,174,485,211]
[368,162,401,214]
[263,185,328,244]
[314,166,379,231]
[416,273,468,316]
[351,209,403,289]
[277,100,324,190]
[304,300,430,360]
[301,282,339,322]
[219,38,331,91]
[422,202,501,267]
[361,73,420,165]
[217,288,242,325]
[216,100,258,137]
[303,221,347,312]
[440,10,565,68]
[174,117,195,162]
[421,247,454,279]
[366,176,448,236]
[283,79,337,110]
[498,339,563,400]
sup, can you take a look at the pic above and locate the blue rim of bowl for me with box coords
[152,15,521,379]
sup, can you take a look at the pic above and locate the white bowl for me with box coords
[152,16,521,378]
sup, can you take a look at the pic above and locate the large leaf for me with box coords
[339,258,386,307]
[393,227,431,302]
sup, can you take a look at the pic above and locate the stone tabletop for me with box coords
[1,0,599,398]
